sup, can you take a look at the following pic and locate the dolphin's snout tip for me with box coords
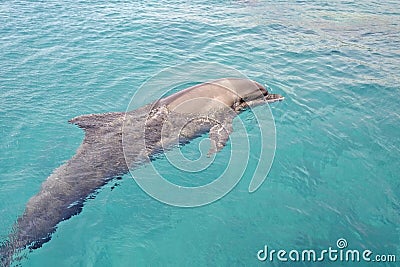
[265,93,284,103]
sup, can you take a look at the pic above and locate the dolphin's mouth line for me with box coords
[258,85,284,103]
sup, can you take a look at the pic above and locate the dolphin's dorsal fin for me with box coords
[68,112,124,130]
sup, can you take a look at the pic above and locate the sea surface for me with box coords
[1,0,399,266]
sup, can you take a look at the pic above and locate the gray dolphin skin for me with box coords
[0,78,283,266]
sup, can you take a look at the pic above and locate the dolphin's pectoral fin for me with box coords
[208,121,233,156]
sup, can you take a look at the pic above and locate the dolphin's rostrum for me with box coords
[0,78,283,266]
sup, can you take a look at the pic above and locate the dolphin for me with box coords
[0,78,283,266]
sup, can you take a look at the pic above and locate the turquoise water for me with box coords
[1,0,399,266]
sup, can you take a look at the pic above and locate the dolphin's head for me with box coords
[160,78,283,115]
[221,79,284,112]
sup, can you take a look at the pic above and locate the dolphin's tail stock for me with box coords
[0,112,130,266]
[0,187,83,266]
[0,241,12,267]
[0,161,95,266]
[0,224,38,267]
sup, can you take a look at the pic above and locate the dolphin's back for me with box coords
[1,101,219,265]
